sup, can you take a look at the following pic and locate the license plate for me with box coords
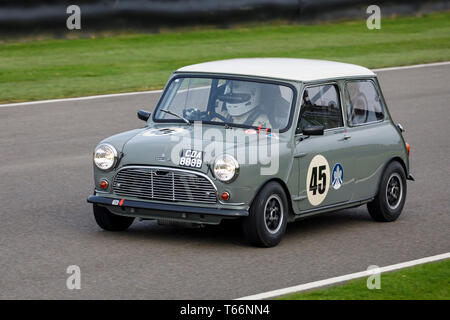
[179,149,203,168]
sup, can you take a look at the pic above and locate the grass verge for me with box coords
[278,259,450,300]
[1,12,449,103]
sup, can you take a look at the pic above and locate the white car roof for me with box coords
[176,58,375,82]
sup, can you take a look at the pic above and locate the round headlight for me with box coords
[214,154,239,183]
[94,143,117,171]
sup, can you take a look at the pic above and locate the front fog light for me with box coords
[214,154,239,183]
[221,192,230,201]
[99,179,109,189]
[94,143,117,170]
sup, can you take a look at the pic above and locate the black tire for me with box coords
[367,161,407,222]
[93,204,134,231]
[242,182,288,247]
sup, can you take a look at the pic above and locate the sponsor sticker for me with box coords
[111,199,124,206]
[244,129,257,135]
[331,163,344,190]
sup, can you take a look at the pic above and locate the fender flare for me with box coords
[374,156,410,196]
[248,178,296,221]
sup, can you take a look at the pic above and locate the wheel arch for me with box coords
[249,178,296,222]
[375,156,408,196]
[390,156,407,175]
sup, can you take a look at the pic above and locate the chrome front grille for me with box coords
[112,166,217,204]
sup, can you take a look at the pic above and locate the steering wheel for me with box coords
[351,94,369,124]
[210,112,228,122]
[183,108,208,121]
[183,107,229,123]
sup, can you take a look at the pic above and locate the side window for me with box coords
[296,84,343,134]
[345,80,384,126]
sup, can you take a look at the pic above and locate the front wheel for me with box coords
[93,204,135,231]
[367,161,407,222]
[242,182,288,247]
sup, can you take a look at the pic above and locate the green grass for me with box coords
[278,259,450,300]
[1,12,450,103]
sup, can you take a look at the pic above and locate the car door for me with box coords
[343,79,390,201]
[294,82,355,213]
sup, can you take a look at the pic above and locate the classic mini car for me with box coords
[88,58,413,247]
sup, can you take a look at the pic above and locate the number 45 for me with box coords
[309,165,327,195]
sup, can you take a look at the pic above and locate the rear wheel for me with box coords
[93,204,134,231]
[367,161,407,222]
[242,182,288,247]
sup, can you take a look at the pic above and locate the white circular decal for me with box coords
[142,127,185,136]
[306,155,330,206]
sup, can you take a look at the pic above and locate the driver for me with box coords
[346,81,368,124]
[213,81,272,128]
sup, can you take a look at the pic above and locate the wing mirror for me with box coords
[303,125,325,136]
[137,109,151,121]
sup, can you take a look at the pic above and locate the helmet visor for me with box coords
[217,93,251,104]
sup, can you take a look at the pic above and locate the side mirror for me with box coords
[137,109,151,121]
[303,125,324,136]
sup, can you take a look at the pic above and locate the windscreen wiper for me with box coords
[160,109,191,125]
[224,122,235,129]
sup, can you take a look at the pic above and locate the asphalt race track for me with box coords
[0,64,449,299]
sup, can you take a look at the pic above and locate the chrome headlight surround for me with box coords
[93,143,117,171]
[213,154,239,183]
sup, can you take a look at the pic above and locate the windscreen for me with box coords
[154,77,294,130]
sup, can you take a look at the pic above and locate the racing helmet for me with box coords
[219,81,260,117]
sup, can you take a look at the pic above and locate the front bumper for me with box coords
[87,195,248,225]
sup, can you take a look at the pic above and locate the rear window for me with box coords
[345,80,384,126]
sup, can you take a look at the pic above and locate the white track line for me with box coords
[236,252,450,300]
[0,89,162,108]
[372,61,450,72]
[1,61,449,108]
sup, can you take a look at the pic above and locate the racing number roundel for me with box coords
[306,155,330,206]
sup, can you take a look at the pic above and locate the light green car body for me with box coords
[88,70,411,225]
